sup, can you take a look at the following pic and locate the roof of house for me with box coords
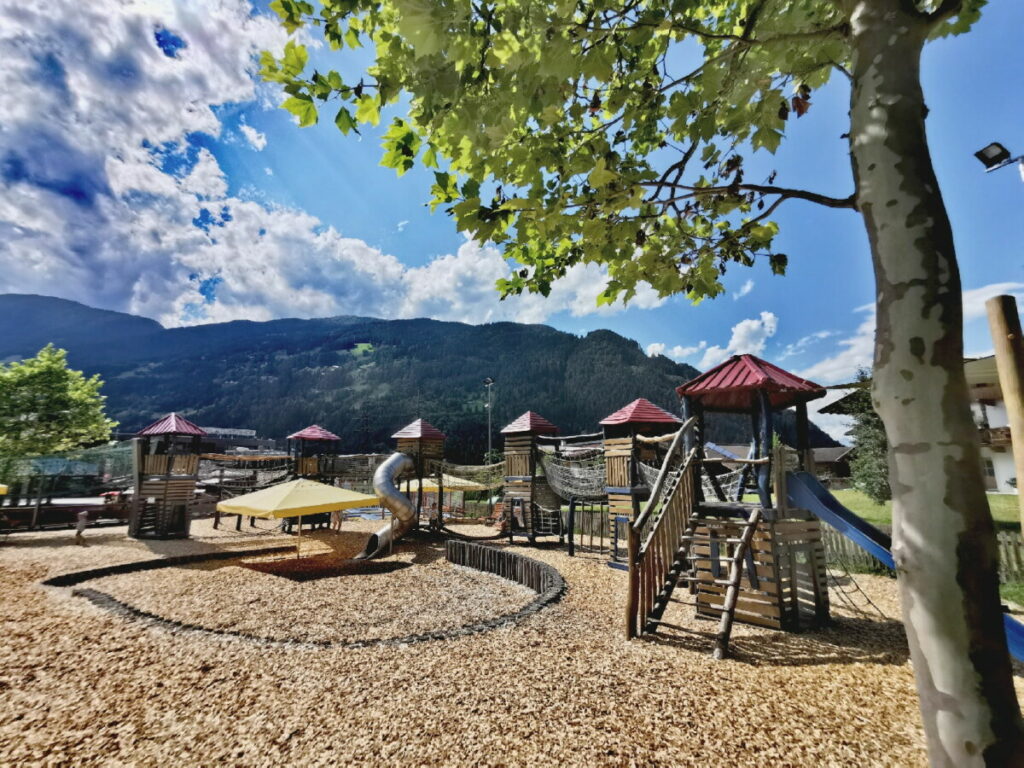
[392,418,446,440]
[600,398,681,426]
[286,424,341,442]
[676,354,826,412]
[136,412,207,437]
[813,446,854,463]
[500,411,558,435]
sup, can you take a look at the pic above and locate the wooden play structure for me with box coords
[288,424,343,477]
[392,418,446,529]
[500,411,564,542]
[129,413,206,539]
[625,355,830,658]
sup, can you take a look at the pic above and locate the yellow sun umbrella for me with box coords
[0,484,7,496]
[216,479,378,518]
[216,479,380,558]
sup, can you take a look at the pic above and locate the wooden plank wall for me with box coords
[694,517,829,631]
[142,454,199,476]
[604,436,633,534]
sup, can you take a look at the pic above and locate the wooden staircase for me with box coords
[625,418,762,659]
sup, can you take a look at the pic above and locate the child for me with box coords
[75,509,89,545]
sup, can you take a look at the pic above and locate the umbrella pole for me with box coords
[296,515,302,559]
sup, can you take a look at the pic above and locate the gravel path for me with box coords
[1,518,1021,766]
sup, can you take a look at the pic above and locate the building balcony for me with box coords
[979,425,1012,447]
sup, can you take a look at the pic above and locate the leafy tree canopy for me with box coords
[261,0,982,307]
[0,345,116,464]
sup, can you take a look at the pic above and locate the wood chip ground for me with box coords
[1,518,1022,766]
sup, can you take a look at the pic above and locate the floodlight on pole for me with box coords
[483,377,495,518]
[975,141,1024,178]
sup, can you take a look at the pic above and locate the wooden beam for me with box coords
[986,294,1024,531]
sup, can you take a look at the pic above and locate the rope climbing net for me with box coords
[538,447,607,501]
[701,468,744,501]
[432,460,505,490]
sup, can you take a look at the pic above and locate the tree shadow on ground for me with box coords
[647,615,910,668]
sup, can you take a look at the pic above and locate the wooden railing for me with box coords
[626,418,698,638]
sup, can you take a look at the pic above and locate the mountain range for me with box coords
[0,294,837,461]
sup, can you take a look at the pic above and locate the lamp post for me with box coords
[974,141,1024,180]
[483,377,494,517]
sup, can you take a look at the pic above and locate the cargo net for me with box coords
[538,446,606,501]
[636,459,684,510]
[701,468,744,500]
[1,441,134,486]
[430,460,505,490]
[199,456,293,496]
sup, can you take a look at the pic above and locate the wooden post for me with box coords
[795,402,814,474]
[30,475,43,529]
[626,524,639,639]
[773,442,789,515]
[713,508,762,660]
[756,390,773,509]
[693,401,706,503]
[986,294,1024,530]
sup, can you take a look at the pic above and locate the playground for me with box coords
[0,516,980,766]
[3,354,1024,766]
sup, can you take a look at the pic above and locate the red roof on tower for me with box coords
[500,411,558,435]
[391,419,446,440]
[287,424,341,441]
[676,354,826,411]
[136,412,207,437]
[600,398,681,426]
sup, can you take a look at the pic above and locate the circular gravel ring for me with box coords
[41,542,565,649]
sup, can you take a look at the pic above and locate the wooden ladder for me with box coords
[674,507,763,659]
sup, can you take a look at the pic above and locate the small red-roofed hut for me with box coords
[287,424,342,477]
[500,411,560,540]
[391,419,446,529]
[129,413,208,540]
[676,354,825,506]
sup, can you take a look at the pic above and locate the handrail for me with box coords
[638,447,696,553]
[634,428,686,445]
[631,417,695,532]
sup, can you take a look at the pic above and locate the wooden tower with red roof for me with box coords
[600,398,681,534]
[392,419,446,529]
[500,411,559,541]
[129,413,208,539]
[287,424,342,477]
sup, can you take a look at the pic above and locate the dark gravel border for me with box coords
[41,541,565,649]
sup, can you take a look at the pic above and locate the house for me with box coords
[822,357,1017,494]
[965,356,1016,493]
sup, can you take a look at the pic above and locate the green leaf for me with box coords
[355,94,381,126]
[283,95,318,127]
[588,158,618,188]
[334,107,357,135]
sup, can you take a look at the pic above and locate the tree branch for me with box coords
[644,182,857,210]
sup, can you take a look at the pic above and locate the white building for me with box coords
[965,356,1017,494]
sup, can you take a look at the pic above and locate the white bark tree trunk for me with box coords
[848,1,1023,764]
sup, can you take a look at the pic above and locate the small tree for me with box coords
[847,369,890,504]
[0,345,117,478]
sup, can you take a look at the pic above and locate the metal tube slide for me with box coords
[354,452,415,560]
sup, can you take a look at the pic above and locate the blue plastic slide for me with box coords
[786,470,1024,663]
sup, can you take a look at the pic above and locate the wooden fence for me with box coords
[821,527,1024,584]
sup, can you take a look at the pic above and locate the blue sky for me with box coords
[0,0,1021,437]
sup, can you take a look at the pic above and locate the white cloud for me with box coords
[646,341,708,361]
[0,0,660,329]
[240,123,266,151]
[796,308,874,385]
[962,282,1024,320]
[698,312,778,369]
[779,329,836,360]
[732,279,754,300]
[396,220,409,232]
[264,167,273,176]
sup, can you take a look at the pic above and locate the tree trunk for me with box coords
[848,1,1024,764]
